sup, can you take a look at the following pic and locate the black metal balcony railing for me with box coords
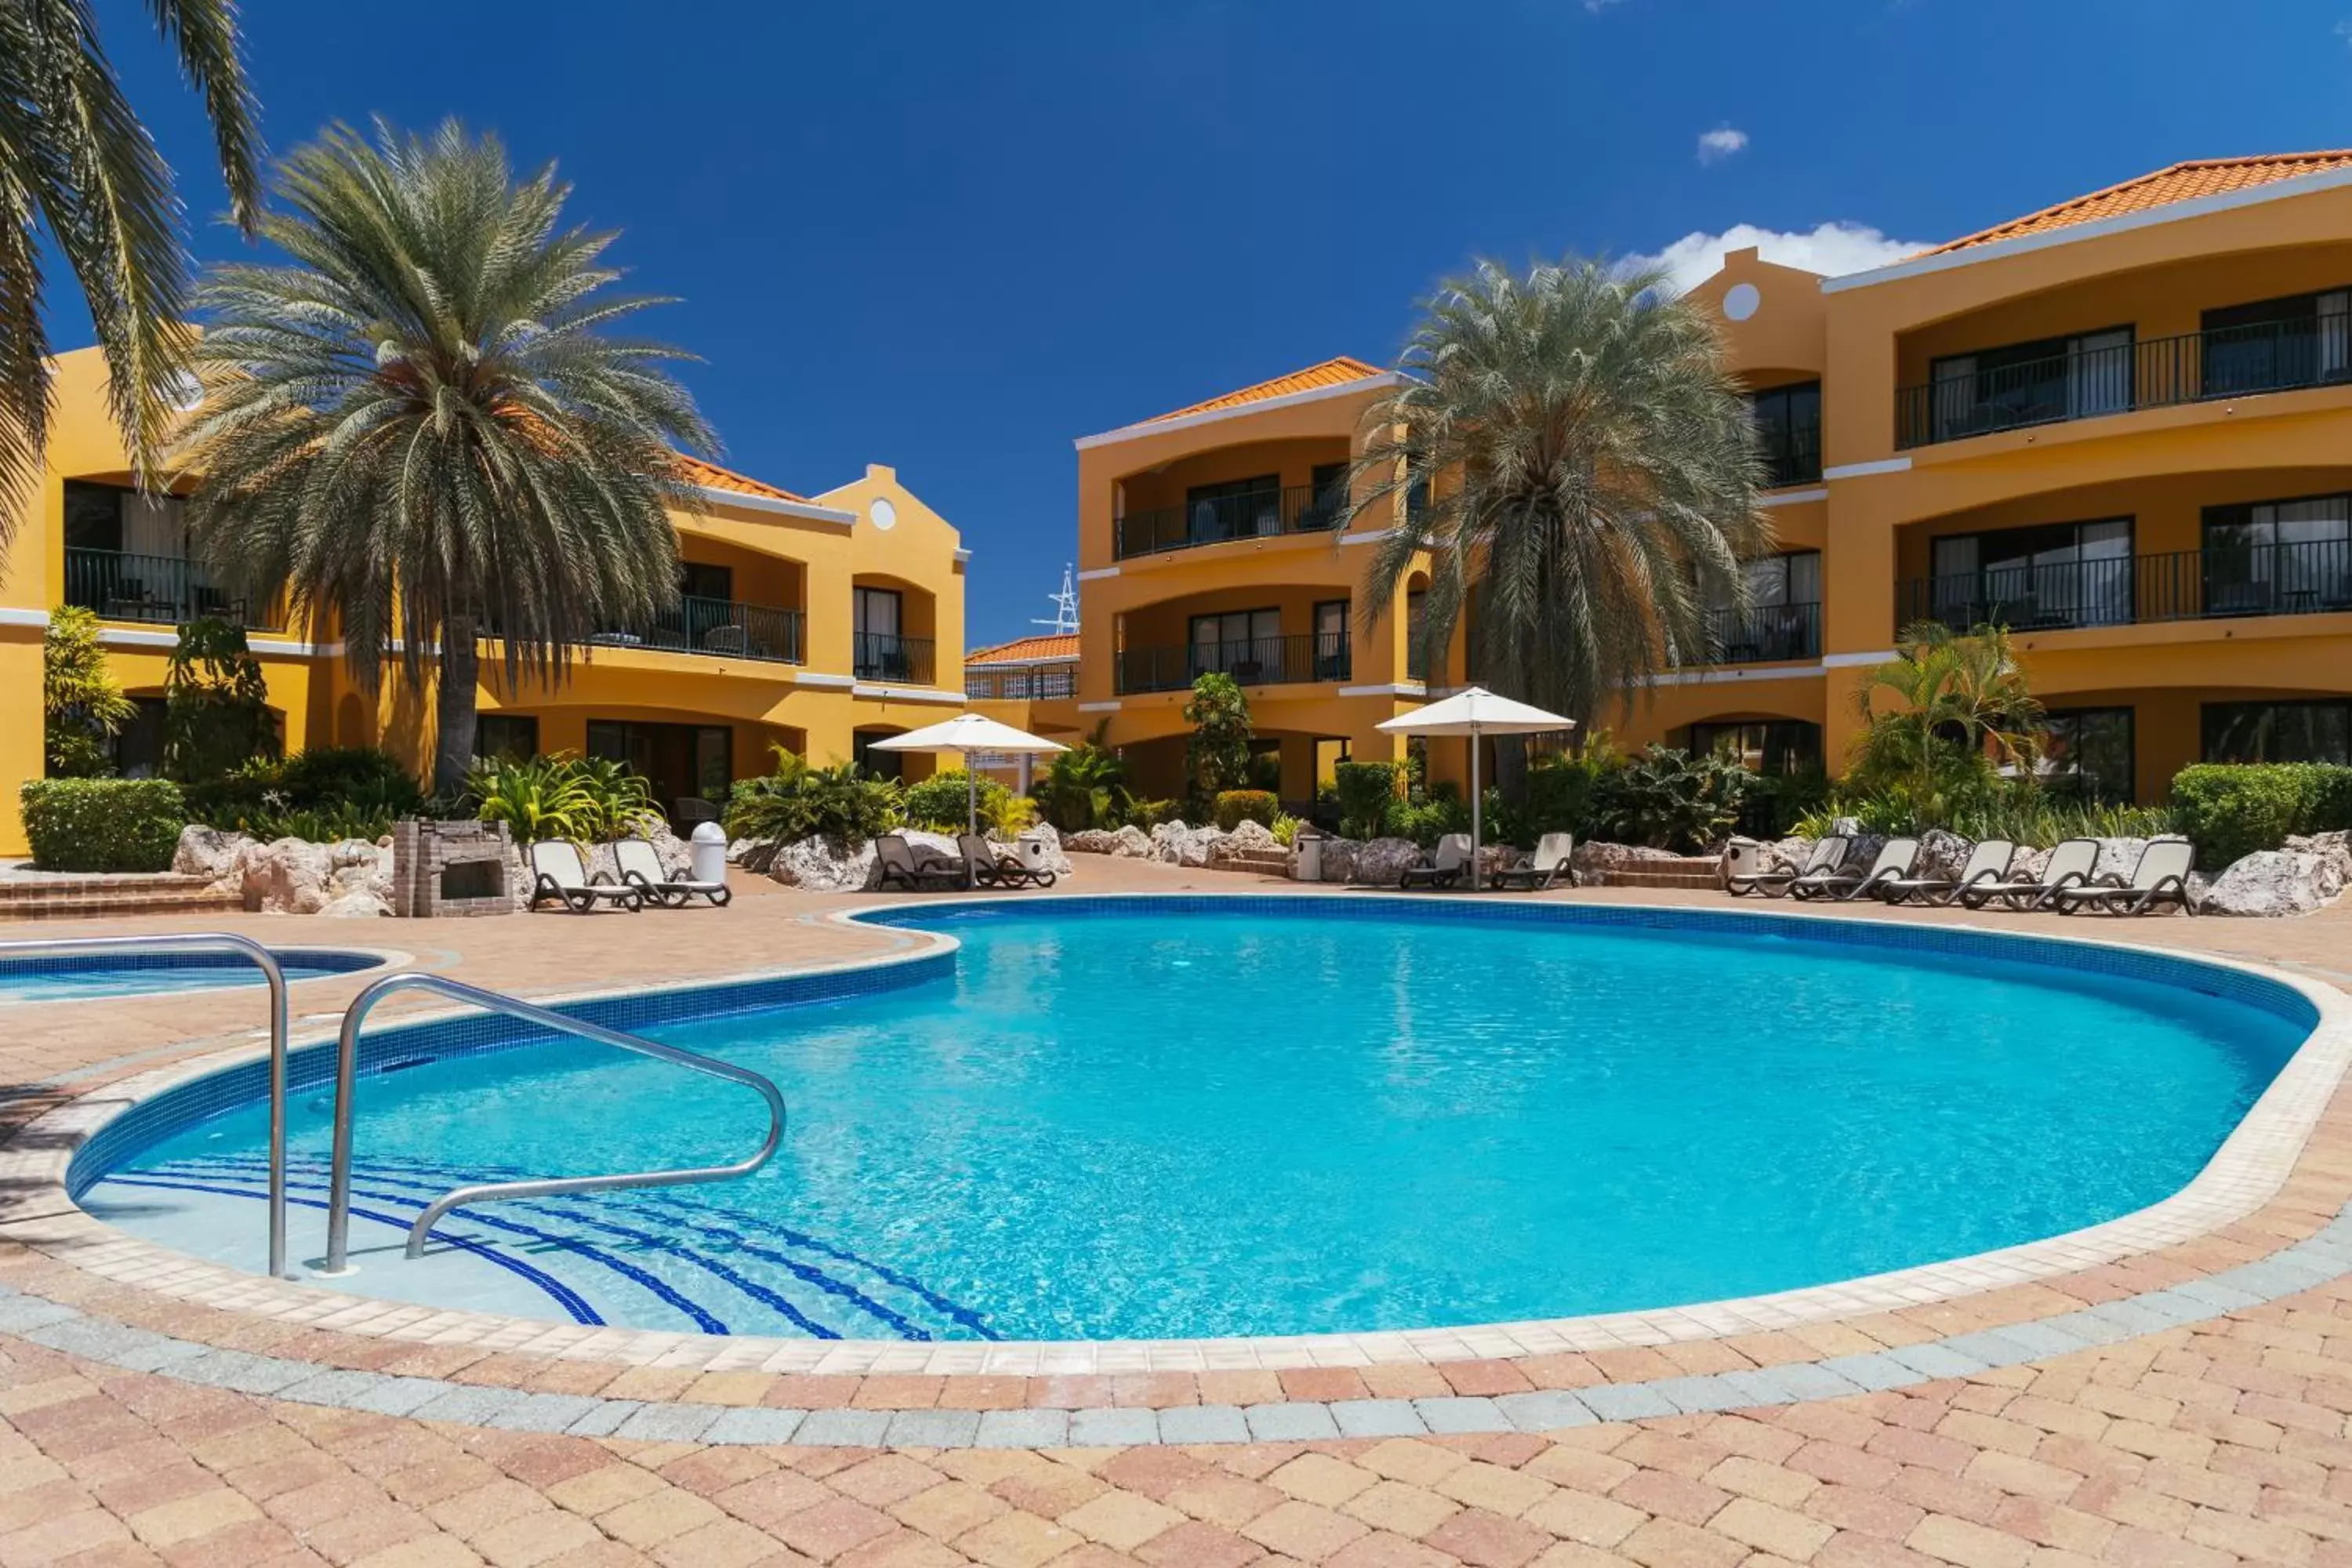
[593,595,803,664]
[967,665,1078,701]
[1703,601,1821,664]
[1900,539,2352,633]
[1762,429,1823,488]
[853,631,936,684]
[1116,632,1351,695]
[63,547,284,632]
[1114,485,1346,561]
[1896,316,2352,448]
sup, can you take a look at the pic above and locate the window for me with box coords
[62,481,186,557]
[2202,288,2350,397]
[1247,739,1283,793]
[109,696,168,779]
[2203,701,2352,765]
[1929,518,2133,630]
[679,561,732,603]
[1406,589,1430,681]
[474,714,539,764]
[1303,461,1349,530]
[854,731,905,782]
[1746,382,1821,487]
[1189,607,1281,681]
[1312,599,1349,681]
[853,586,906,678]
[1185,474,1282,543]
[2040,708,2133,800]
[1708,552,1820,661]
[2201,494,2352,615]
[1688,720,1820,776]
[1929,327,2132,440]
[586,720,731,814]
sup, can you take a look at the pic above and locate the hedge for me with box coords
[20,779,187,873]
[2169,763,2352,869]
[1330,760,1400,840]
[1211,789,1280,832]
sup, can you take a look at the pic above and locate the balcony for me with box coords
[1900,539,2352,633]
[1702,601,1821,664]
[1116,631,1350,695]
[967,665,1076,701]
[63,547,283,632]
[853,631,936,684]
[592,596,804,664]
[1896,318,2351,448]
[1114,485,1345,561]
[1764,432,1822,489]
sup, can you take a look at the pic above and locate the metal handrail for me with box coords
[0,934,290,1277]
[320,973,786,1272]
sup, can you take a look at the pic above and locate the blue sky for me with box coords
[92,0,2352,644]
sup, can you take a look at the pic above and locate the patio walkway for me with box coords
[3,857,2351,1566]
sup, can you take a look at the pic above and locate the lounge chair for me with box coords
[2051,837,2201,916]
[958,833,1050,889]
[1399,833,1473,890]
[876,833,965,891]
[1791,837,1920,902]
[1493,833,1575,891]
[1955,837,2100,911]
[1727,835,1848,898]
[1875,839,2017,907]
[613,837,731,908]
[527,840,643,914]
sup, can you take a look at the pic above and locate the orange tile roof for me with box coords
[1145,356,1388,423]
[675,453,809,503]
[1928,151,2352,255]
[967,633,1079,665]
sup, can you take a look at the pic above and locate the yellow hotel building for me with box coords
[0,345,970,855]
[1070,151,2352,806]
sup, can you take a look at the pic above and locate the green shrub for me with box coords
[2170,763,2352,869]
[20,779,187,872]
[1033,723,1131,831]
[1388,793,1471,848]
[1588,746,1748,851]
[1212,789,1280,831]
[42,605,134,777]
[723,748,904,847]
[468,753,661,844]
[1182,672,1253,801]
[904,768,1009,831]
[1331,760,1400,840]
[163,617,280,785]
[1270,812,1301,848]
[187,745,425,839]
[1123,798,1182,830]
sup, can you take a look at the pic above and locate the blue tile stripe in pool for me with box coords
[1,947,383,982]
[64,947,955,1200]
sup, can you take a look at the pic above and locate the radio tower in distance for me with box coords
[1034,564,1079,635]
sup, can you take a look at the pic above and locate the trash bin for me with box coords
[690,820,729,887]
[1294,827,1322,883]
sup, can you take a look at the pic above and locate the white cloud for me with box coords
[1695,126,1749,165]
[1622,221,1933,292]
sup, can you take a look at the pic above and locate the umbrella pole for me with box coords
[1470,725,1482,893]
[967,759,978,886]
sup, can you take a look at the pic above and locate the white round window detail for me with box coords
[868,497,898,531]
[1722,282,1761,322]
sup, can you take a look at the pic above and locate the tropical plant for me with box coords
[1182,671,1253,803]
[723,747,903,849]
[171,118,718,797]
[1212,789,1280,832]
[1588,744,1748,851]
[1348,257,1769,793]
[162,616,278,785]
[1032,721,1131,831]
[1330,760,1401,840]
[568,754,662,840]
[0,0,260,537]
[1122,798,1181,831]
[904,768,1009,832]
[466,752,657,844]
[1269,812,1301,848]
[186,744,423,837]
[982,790,1037,837]
[1846,620,2044,827]
[42,605,135,776]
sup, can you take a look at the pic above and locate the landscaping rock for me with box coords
[318,891,390,918]
[238,837,334,914]
[766,836,878,892]
[1150,819,1224,867]
[2202,850,2345,916]
[1570,841,1686,878]
[1915,828,1975,883]
[2285,829,2352,887]
[172,825,251,887]
[1352,837,1425,886]
[1065,829,1119,855]
[1110,824,1152,858]
[1207,819,1277,866]
[1767,837,1809,873]
[1308,837,1361,884]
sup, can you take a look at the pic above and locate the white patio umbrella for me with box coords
[1377,687,1576,891]
[868,713,1068,837]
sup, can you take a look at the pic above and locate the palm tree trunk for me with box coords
[1493,734,1527,805]
[433,618,480,798]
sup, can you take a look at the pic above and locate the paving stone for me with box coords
[1151,1404,1247,1445]
[564,1399,644,1436]
[885,1407,982,1447]
[702,1406,808,1445]
[1819,1353,1926,1392]
[410,1385,535,1426]
[1411,1396,1510,1432]
[612,1400,726,1442]
[1886,1343,1993,1378]
[170,1349,314,1394]
[1331,1399,1431,1438]
[1493,1390,1597,1431]
[1574,1383,1678,1421]
[794,1407,895,1446]
[1244,1402,1342,1440]
[1648,1375,1751,1413]
[976,1408,1072,1447]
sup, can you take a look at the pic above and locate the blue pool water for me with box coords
[0,948,381,1004]
[80,904,2309,1341]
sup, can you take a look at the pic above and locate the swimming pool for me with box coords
[71,898,2315,1342]
[0,946,386,1004]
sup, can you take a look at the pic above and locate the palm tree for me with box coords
[1352,258,1770,784]
[0,0,261,532]
[1849,619,2044,818]
[172,120,717,795]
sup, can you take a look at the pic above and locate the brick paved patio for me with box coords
[5,858,2352,1565]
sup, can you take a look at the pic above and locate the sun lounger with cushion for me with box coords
[1955,837,2100,911]
[1874,839,2016,907]
[876,833,965,891]
[1728,835,1848,898]
[1398,833,1473,890]
[612,837,731,907]
[1791,837,1920,902]
[527,840,643,913]
[1493,833,1575,891]
[2051,837,2200,916]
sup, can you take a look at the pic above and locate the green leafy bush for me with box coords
[1331,760,1400,840]
[723,748,903,848]
[904,768,1009,831]
[1123,798,1182,830]
[20,779,187,872]
[42,605,134,777]
[2171,764,2352,869]
[163,617,280,785]
[469,753,661,844]
[1270,812,1301,848]
[1388,793,1472,848]
[1588,746,1748,851]
[1182,672,1253,802]
[1033,724,1131,831]
[1212,789,1280,831]
[187,746,425,840]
